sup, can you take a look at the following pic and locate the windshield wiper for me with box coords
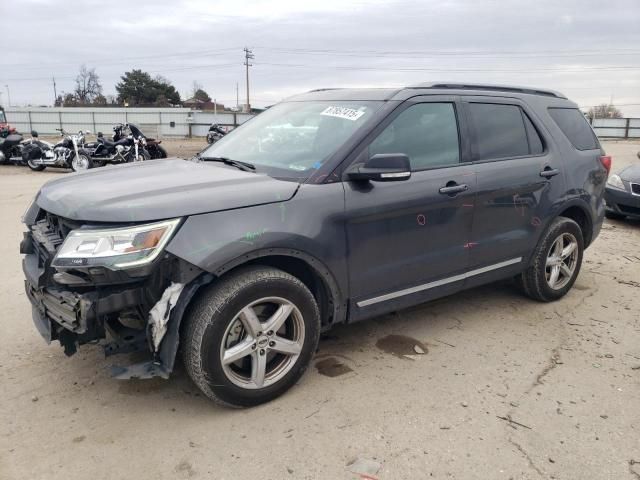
[199,155,256,172]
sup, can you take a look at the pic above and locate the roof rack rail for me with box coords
[409,82,566,99]
[307,88,342,93]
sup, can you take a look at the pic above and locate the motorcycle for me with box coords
[84,123,150,165]
[21,129,93,172]
[0,130,23,164]
[206,123,226,144]
[123,123,167,159]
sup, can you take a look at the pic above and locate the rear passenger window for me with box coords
[369,103,460,170]
[468,103,533,160]
[548,107,599,151]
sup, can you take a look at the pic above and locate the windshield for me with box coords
[200,100,383,179]
[0,110,6,124]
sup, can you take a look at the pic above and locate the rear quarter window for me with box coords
[548,107,599,151]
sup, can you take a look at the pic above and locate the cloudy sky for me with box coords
[1,0,639,114]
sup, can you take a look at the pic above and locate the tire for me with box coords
[517,217,584,302]
[152,145,167,159]
[129,149,150,163]
[182,266,321,407]
[605,211,626,221]
[26,159,46,171]
[70,150,93,172]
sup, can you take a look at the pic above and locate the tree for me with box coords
[115,70,180,106]
[62,93,78,107]
[588,103,623,119]
[154,75,181,105]
[191,81,211,102]
[93,94,107,106]
[54,95,64,107]
[74,65,102,104]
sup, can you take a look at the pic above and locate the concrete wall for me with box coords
[4,107,256,137]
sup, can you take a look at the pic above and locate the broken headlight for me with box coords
[52,218,181,269]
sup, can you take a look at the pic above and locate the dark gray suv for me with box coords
[21,83,610,407]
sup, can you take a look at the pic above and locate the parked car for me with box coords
[21,83,609,407]
[604,165,640,220]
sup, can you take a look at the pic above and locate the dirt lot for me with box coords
[1,139,639,480]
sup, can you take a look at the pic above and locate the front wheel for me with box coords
[517,217,584,302]
[182,266,321,407]
[130,149,150,162]
[70,150,93,172]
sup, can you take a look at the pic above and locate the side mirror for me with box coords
[347,153,411,182]
[31,130,39,138]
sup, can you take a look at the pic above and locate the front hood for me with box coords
[619,164,640,182]
[36,158,299,222]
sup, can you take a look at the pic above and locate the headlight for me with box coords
[606,174,626,191]
[52,218,181,269]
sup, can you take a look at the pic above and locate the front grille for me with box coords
[29,211,82,269]
[631,183,640,196]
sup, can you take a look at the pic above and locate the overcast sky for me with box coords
[1,0,639,114]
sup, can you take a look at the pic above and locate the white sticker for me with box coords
[288,164,307,171]
[320,106,366,121]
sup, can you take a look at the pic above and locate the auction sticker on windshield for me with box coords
[320,106,366,121]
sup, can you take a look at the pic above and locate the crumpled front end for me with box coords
[20,205,204,379]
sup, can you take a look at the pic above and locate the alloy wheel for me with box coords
[220,297,305,389]
[72,154,90,170]
[545,232,579,290]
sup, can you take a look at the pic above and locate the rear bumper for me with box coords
[604,187,640,217]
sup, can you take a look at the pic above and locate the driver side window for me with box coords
[369,103,460,171]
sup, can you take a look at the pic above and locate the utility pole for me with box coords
[52,77,58,106]
[243,47,254,113]
[236,82,239,111]
[4,85,11,107]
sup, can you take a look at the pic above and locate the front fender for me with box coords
[165,183,348,294]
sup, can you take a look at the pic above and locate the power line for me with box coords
[254,62,640,73]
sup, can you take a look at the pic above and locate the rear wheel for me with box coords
[182,266,320,407]
[26,159,46,171]
[517,217,584,302]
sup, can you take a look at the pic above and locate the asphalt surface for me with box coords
[1,139,639,480]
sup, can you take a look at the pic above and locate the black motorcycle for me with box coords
[206,123,226,144]
[124,123,167,159]
[21,129,93,172]
[84,123,150,165]
[0,130,23,165]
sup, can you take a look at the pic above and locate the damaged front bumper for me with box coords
[21,209,204,379]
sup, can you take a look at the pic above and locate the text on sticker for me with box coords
[320,106,366,121]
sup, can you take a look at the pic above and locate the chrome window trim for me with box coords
[356,257,523,307]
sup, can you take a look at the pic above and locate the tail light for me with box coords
[600,155,612,175]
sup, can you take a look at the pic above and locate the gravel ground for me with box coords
[1,140,639,480]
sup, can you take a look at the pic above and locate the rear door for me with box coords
[343,96,476,319]
[462,97,566,282]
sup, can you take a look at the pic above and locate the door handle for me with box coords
[439,183,468,195]
[540,167,560,178]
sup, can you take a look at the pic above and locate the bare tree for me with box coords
[74,65,103,105]
[587,103,623,119]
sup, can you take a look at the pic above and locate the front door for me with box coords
[343,99,476,319]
